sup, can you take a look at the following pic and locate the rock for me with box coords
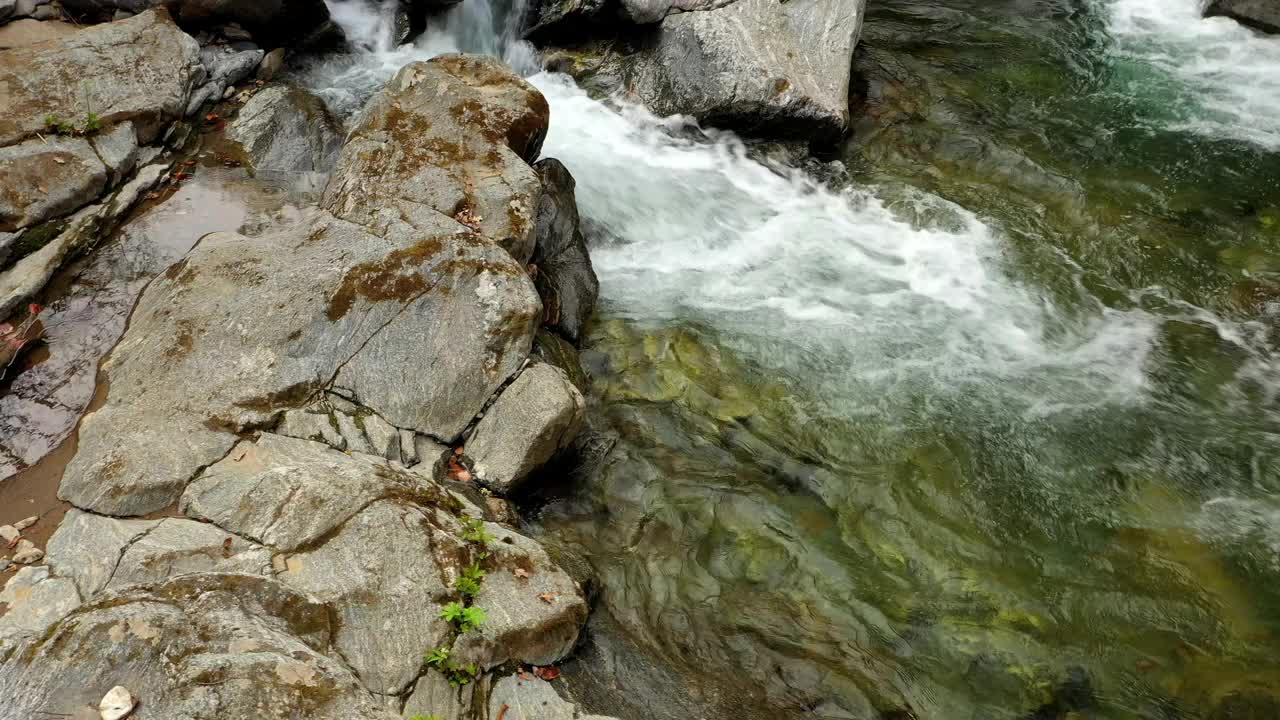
[277,405,346,449]
[98,686,135,720]
[90,122,140,187]
[13,515,36,530]
[60,55,548,515]
[415,433,449,469]
[0,524,17,543]
[226,84,343,174]
[276,500,470,695]
[615,0,865,142]
[362,410,402,463]
[531,158,598,342]
[181,432,441,551]
[451,522,588,668]
[47,511,271,595]
[0,163,165,343]
[523,0,609,40]
[466,363,586,495]
[400,428,418,465]
[1206,0,1280,33]
[0,573,399,719]
[202,45,264,85]
[256,46,285,80]
[0,10,201,147]
[11,538,43,564]
[323,54,550,264]
[184,80,224,116]
[0,135,107,232]
[0,565,81,646]
[57,0,337,48]
[0,19,78,49]
[403,670,480,720]
[487,674,620,720]
[59,208,537,514]
[533,329,590,392]
[0,0,14,20]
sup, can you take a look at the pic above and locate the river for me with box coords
[301,0,1280,717]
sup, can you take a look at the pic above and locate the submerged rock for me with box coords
[1206,0,1280,33]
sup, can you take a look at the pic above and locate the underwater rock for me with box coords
[531,158,598,343]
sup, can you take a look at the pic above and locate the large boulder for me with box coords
[555,0,865,142]
[0,10,201,147]
[324,54,550,264]
[58,206,539,515]
[0,573,398,719]
[1206,0,1280,33]
[226,84,344,175]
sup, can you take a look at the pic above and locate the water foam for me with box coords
[1103,0,1280,149]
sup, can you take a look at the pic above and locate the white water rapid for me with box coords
[1103,0,1280,149]
[303,0,1164,421]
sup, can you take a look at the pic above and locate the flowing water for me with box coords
[301,0,1280,717]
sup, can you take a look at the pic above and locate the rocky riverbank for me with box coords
[0,8,613,719]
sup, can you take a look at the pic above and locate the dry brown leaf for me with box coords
[512,568,530,579]
[221,537,233,558]
[537,592,556,604]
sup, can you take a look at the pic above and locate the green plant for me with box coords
[460,516,494,545]
[424,646,450,668]
[454,562,486,598]
[43,114,74,136]
[439,601,487,633]
[82,111,102,134]
[408,715,444,720]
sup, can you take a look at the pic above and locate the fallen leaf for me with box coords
[204,113,220,122]
[182,159,197,167]
[532,665,560,680]
[446,456,472,483]
[53,157,66,165]
[512,568,530,579]
[27,304,42,317]
[221,537,233,558]
[496,703,509,720]
[537,592,556,604]
[454,446,464,455]
[516,666,531,681]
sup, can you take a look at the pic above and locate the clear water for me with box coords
[301,0,1280,717]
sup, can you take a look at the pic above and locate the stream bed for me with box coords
[309,0,1280,716]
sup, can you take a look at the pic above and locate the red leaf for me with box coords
[26,303,42,317]
[532,665,560,681]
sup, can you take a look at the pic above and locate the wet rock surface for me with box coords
[226,83,344,174]
[2,50,604,720]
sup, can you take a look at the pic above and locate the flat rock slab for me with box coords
[620,0,865,141]
[0,565,81,647]
[0,9,201,147]
[45,509,270,597]
[0,572,398,720]
[181,432,442,551]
